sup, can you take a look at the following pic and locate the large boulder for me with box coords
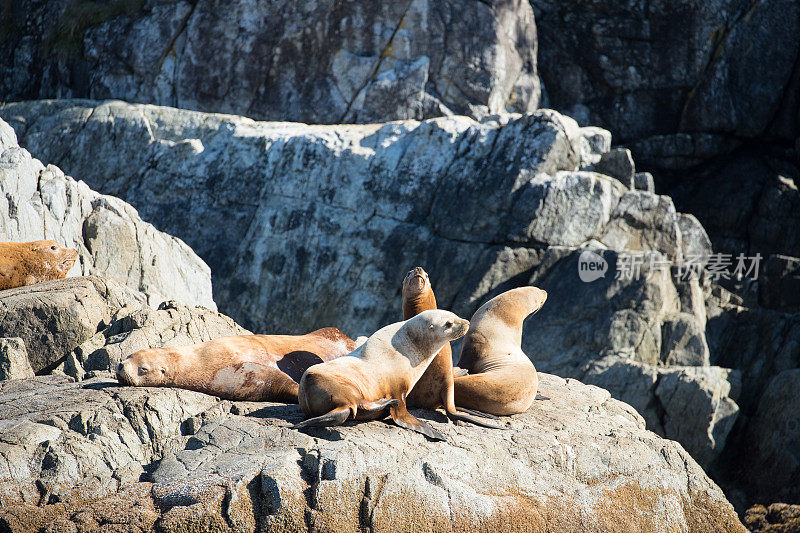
[0,373,745,532]
[0,276,145,373]
[1,0,540,123]
[0,118,215,309]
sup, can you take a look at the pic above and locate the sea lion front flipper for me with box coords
[293,407,352,429]
[458,407,500,420]
[445,409,505,429]
[389,398,446,442]
[358,398,400,418]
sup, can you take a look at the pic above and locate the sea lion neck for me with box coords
[402,289,437,319]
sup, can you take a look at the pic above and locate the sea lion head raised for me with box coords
[29,240,78,278]
[116,349,173,387]
[402,266,437,318]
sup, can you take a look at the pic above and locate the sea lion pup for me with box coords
[402,267,503,429]
[453,286,547,416]
[116,328,358,402]
[295,310,470,441]
[0,240,78,290]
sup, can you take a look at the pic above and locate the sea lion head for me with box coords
[409,309,470,342]
[402,266,437,318]
[28,240,78,278]
[116,349,172,387]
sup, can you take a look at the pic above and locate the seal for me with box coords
[294,309,470,441]
[402,267,502,428]
[116,328,359,402]
[453,286,547,416]
[0,240,78,290]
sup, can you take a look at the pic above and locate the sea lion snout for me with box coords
[403,266,430,293]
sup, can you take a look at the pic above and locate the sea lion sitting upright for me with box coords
[116,328,359,402]
[295,310,470,441]
[0,240,78,290]
[454,286,547,416]
[402,267,502,428]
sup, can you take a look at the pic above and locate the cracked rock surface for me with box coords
[0,0,540,124]
[0,373,745,532]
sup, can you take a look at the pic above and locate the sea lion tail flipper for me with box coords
[446,409,506,429]
[535,395,550,401]
[293,408,351,429]
[457,407,500,420]
[389,399,446,442]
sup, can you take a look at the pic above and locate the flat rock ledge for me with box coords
[0,373,744,532]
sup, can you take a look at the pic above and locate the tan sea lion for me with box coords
[0,240,78,290]
[402,267,502,428]
[294,309,470,441]
[116,328,359,402]
[454,286,547,416]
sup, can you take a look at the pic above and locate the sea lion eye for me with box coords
[50,245,57,251]
[445,321,453,328]
[138,366,150,375]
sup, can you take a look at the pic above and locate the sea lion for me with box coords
[0,240,78,290]
[402,267,502,428]
[116,328,359,402]
[295,309,470,441]
[453,286,547,416]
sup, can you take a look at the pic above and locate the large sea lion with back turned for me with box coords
[116,328,359,402]
[454,286,547,415]
[0,240,78,290]
[402,267,503,429]
[294,309,470,441]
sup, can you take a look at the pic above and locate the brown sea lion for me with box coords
[454,286,547,416]
[294,310,470,441]
[0,240,78,290]
[402,267,502,428]
[116,328,359,402]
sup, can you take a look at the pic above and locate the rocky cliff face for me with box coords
[0,118,214,309]
[1,0,539,123]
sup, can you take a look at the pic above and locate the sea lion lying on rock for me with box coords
[402,267,503,428]
[116,328,359,402]
[454,286,547,416]
[0,240,78,290]
[295,309,470,441]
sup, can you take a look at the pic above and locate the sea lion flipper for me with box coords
[445,409,505,429]
[293,407,352,429]
[358,398,400,417]
[389,399,446,441]
[457,407,499,420]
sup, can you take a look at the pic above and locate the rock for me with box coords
[583,356,741,469]
[0,119,215,309]
[0,338,34,381]
[0,373,746,531]
[745,503,800,533]
[591,147,635,189]
[577,126,612,167]
[76,300,250,374]
[742,369,800,504]
[660,312,710,366]
[677,213,713,271]
[634,172,655,193]
[759,254,800,313]
[0,277,146,374]
[1,0,540,124]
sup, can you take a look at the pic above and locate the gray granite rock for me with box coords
[0,373,745,531]
[0,338,34,381]
[0,0,540,124]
